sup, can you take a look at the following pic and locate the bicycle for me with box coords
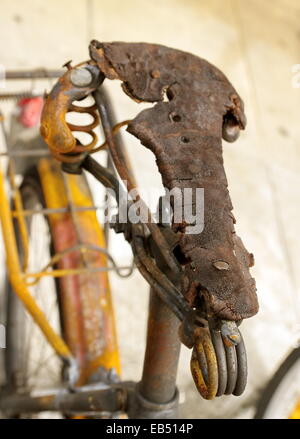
[0,41,259,418]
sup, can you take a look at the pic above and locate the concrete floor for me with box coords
[0,0,300,418]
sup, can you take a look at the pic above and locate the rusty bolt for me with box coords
[222,118,240,143]
[213,260,229,270]
[70,67,93,87]
[249,253,255,267]
[150,69,160,78]
[220,320,241,346]
[63,60,73,70]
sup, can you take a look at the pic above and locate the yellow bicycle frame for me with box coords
[0,156,120,385]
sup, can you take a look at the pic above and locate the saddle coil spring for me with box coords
[190,320,247,399]
[53,100,100,165]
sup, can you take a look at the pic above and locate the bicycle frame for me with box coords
[0,163,71,359]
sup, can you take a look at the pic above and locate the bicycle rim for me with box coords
[255,347,300,419]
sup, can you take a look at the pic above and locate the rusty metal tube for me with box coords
[140,288,181,405]
[93,87,137,189]
[5,69,63,79]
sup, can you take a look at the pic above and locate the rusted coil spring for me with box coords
[51,102,99,163]
[190,325,247,400]
[51,101,130,164]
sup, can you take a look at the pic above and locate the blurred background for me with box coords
[0,0,300,418]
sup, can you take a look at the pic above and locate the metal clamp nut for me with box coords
[70,67,93,87]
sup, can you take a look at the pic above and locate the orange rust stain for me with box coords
[38,158,121,383]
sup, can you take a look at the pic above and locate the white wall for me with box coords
[0,0,300,418]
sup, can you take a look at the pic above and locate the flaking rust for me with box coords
[90,40,259,322]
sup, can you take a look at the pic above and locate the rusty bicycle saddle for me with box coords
[89,41,258,321]
[41,41,259,399]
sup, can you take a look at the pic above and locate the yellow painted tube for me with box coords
[8,162,30,271]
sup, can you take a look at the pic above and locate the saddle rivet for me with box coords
[213,260,229,270]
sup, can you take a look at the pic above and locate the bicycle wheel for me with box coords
[4,166,63,418]
[1,156,121,418]
[254,347,300,419]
